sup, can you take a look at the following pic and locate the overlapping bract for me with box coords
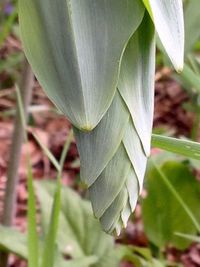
[19,0,184,234]
[75,14,155,233]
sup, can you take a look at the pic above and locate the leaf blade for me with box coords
[144,0,184,71]
[19,0,144,129]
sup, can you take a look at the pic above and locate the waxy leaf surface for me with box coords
[19,0,144,130]
[143,0,184,71]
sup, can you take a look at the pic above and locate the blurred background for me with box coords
[0,0,200,266]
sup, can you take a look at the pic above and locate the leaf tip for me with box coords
[80,124,95,132]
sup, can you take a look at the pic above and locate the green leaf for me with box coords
[27,160,39,267]
[89,144,131,218]
[0,225,98,267]
[142,159,200,249]
[19,0,144,130]
[40,182,61,267]
[144,0,184,71]
[179,64,200,94]
[118,12,155,156]
[74,13,155,233]
[100,187,128,233]
[56,256,98,267]
[74,90,129,186]
[175,233,200,243]
[0,181,128,267]
[123,120,147,192]
[151,134,200,161]
[35,181,119,267]
[0,225,28,259]
[184,0,200,53]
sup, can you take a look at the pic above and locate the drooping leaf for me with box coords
[123,120,147,192]
[74,90,129,186]
[89,144,131,218]
[142,159,200,249]
[143,0,184,71]
[18,0,144,130]
[118,13,155,156]
[100,187,128,233]
[126,168,140,211]
[74,13,155,233]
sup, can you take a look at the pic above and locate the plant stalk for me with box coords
[0,59,34,267]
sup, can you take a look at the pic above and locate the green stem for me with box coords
[57,129,74,180]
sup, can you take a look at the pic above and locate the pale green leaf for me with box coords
[89,144,131,218]
[144,0,184,71]
[125,168,139,211]
[74,90,129,186]
[118,13,155,156]
[100,187,128,233]
[35,181,84,258]
[123,120,147,192]
[19,0,144,130]
[0,225,27,259]
[74,13,154,233]
[0,226,98,267]
[121,201,132,228]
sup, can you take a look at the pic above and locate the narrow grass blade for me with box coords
[27,160,39,267]
[16,85,39,267]
[32,132,60,172]
[40,182,61,267]
[175,233,200,243]
[180,64,200,94]
[151,134,200,161]
[40,130,73,267]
